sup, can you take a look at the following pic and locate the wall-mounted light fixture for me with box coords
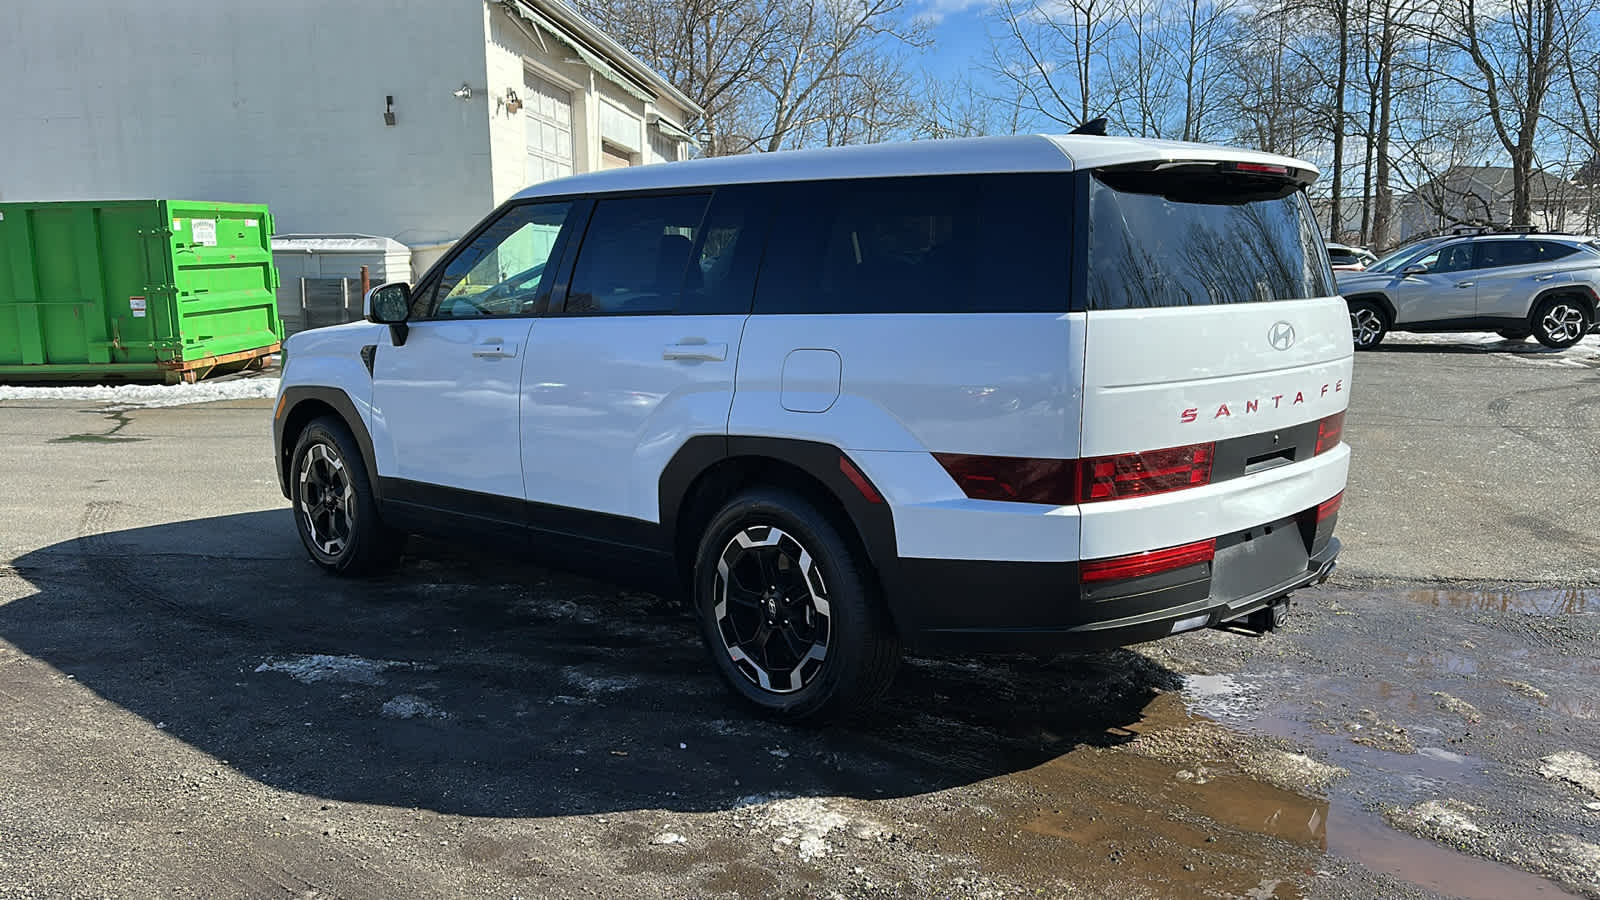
[384,95,396,126]
[453,83,475,100]
[505,88,522,114]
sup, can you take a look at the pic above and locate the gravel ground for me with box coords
[0,334,1597,899]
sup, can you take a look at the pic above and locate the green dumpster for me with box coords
[0,199,284,384]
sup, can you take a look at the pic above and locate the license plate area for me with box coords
[1209,516,1308,602]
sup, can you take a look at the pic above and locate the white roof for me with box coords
[271,233,409,253]
[511,135,1318,201]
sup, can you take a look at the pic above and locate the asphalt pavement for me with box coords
[0,336,1596,899]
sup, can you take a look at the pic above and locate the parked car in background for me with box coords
[1327,243,1378,272]
[272,135,1350,722]
[1336,232,1600,349]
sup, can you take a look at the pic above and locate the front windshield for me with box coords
[1366,239,1445,274]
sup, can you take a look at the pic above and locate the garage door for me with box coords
[524,70,574,186]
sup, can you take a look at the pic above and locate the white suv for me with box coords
[273,136,1351,721]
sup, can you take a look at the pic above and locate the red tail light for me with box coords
[1316,491,1343,523]
[1080,538,1216,583]
[932,454,1078,506]
[1315,411,1345,455]
[936,443,1214,506]
[1081,443,1214,502]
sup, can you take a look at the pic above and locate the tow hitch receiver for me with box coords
[1240,598,1291,634]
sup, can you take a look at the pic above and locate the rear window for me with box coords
[752,174,1073,315]
[1088,171,1333,309]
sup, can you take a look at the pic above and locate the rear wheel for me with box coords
[1533,296,1590,349]
[290,416,404,575]
[692,488,900,722]
[1349,300,1388,350]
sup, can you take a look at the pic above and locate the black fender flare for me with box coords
[657,435,901,597]
[273,386,381,502]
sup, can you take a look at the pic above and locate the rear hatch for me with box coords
[1080,161,1353,459]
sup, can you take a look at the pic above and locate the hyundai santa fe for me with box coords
[272,135,1351,721]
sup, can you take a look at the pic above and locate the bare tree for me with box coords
[578,0,782,155]
[989,0,1122,128]
[1428,0,1574,224]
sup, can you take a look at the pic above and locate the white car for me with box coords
[1327,242,1378,272]
[273,135,1351,721]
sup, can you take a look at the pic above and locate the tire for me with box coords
[1532,296,1591,349]
[1497,329,1531,341]
[289,415,405,576]
[1349,300,1388,350]
[692,488,900,722]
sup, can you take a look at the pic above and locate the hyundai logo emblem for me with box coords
[1269,321,1296,351]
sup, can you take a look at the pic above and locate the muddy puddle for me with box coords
[1407,587,1598,616]
[944,689,1582,899]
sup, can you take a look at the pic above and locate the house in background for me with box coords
[1,0,701,278]
[1395,166,1592,242]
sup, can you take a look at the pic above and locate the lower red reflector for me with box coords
[839,455,884,504]
[1080,538,1216,583]
[1316,491,1343,523]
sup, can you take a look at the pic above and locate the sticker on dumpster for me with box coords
[172,218,181,230]
[245,220,259,227]
[130,296,147,318]
[192,219,218,246]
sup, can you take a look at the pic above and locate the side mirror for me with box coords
[365,282,412,347]
[1402,264,1428,276]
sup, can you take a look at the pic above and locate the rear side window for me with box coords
[564,193,710,315]
[753,174,1072,315]
[1475,240,1578,269]
[1087,171,1332,309]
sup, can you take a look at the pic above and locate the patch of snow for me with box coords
[733,792,794,809]
[650,831,687,846]
[761,797,851,862]
[1418,747,1470,764]
[1182,673,1259,720]
[1540,751,1600,799]
[380,694,446,720]
[0,377,280,409]
[1393,799,1483,839]
[560,667,640,694]
[254,654,417,686]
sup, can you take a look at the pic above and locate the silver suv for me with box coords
[1337,233,1600,349]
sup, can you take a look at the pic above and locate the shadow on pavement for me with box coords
[5,508,1180,819]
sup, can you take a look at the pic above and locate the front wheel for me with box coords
[290,416,405,575]
[692,488,900,722]
[1533,296,1590,349]
[1349,300,1388,350]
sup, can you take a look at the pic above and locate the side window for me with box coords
[1419,243,1474,274]
[564,193,711,315]
[753,175,1071,315]
[1474,240,1540,270]
[680,187,770,316]
[1535,241,1579,262]
[427,202,573,318]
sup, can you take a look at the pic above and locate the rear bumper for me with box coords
[889,511,1341,654]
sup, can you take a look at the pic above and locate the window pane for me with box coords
[752,175,1071,315]
[1087,173,1332,308]
[432,202,572,318]
[1536,241,1577,262]
[565,194,710,315]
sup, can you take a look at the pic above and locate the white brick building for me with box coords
[1,0,700,265]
